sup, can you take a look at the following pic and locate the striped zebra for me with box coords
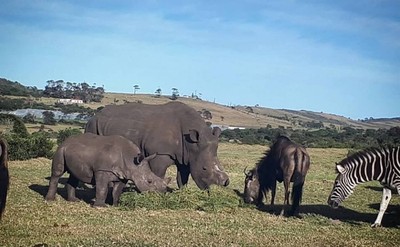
[327,146,400,227]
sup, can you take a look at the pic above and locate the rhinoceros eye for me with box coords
[202,167,207,171]
[147,179,153,184]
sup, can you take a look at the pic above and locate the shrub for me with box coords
[4,132,54,161]
[29,132,54,159]
[57,128,82,145]
[0,114,54,160]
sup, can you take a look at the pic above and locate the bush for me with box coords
[4,132,54,161]
[29,132,54,158]
[5,135,33,160]
[1,114,54,160]
[57,128,82,145]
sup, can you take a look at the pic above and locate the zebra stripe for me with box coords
[328,146,400,227]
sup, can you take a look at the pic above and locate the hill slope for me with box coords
[92,93,399,130]
[1,77,398,130]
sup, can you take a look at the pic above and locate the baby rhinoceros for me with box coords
[45,133,170,207]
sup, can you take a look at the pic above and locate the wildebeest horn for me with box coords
[243,166,251,176]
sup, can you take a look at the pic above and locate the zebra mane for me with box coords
[337,147,388,168]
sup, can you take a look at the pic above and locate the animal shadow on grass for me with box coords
[233,189,400,227]
[30,177,97,205]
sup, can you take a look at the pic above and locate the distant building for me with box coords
[211,124,246,131]
[58,99,84,104]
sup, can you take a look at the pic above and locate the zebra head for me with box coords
[327,163,357,209]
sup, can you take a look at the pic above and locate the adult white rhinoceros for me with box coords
[45,133,170,207]
[85,101,230,190]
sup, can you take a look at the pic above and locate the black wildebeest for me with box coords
[244,135,310,216]
[0,138,9,219]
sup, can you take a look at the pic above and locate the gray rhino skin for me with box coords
[45,133,169,207]
[85,101,230,190]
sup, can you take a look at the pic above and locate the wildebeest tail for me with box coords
[0,138,9,219]
[291,148,309,206]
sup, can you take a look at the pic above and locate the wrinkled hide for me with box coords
[45,133,169,206]
[85,102,229,189]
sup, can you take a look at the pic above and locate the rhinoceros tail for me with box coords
[0,138,9,220]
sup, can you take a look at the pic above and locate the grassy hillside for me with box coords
[88,92,400,130]
[2,89,399,130]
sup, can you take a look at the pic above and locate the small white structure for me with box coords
[58,99,84,104]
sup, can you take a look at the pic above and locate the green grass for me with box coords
[1,144,399,246]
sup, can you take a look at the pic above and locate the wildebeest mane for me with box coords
[255,135,292,193]
[254,150,275,193]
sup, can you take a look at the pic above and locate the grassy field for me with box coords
[1,144,399,246]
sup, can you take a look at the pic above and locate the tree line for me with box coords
[43,80,104,103]
[0,78,104,103]
[220,126,400,149]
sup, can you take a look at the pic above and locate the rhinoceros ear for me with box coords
[142,153,157,164]
[212,127,221,137]
[188,129,200,143]
[134,154,145,165]
[136,153,157,166]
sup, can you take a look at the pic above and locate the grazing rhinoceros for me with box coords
[45,133,170,207]
[85,101,230,190]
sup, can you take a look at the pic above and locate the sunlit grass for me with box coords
[1,144,399,246]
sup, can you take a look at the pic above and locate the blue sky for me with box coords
[1,0,399,120]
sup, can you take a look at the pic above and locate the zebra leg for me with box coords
[371,187,392,227]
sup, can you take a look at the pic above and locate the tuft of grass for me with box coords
[119,186,248,212]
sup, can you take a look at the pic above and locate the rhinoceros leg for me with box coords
[93,172,109,207]
[176,163,190,188]
[112,181,126,206]
[45,176,60,201]
[46,156,65,201]
[66,174,80,202]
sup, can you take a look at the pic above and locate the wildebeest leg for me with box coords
[176,163,190,188]
[112,181,126,206]
[289,181,304,216]
[270,180,277,206]
[281,179,291,216]
[93,172,109,207]
[371,187,392,227]
[66,174,80,202]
